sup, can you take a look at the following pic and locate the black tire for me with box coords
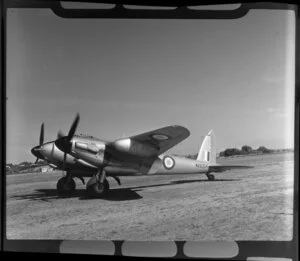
[207,174,215,181]
[57,177,76,194]
[86,179,110,198]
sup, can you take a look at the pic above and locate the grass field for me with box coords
[6,152,294,240]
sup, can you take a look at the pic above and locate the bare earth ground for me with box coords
[6,152,294,240]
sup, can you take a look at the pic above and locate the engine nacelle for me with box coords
[71,140,106,167]
[112,138,159,158]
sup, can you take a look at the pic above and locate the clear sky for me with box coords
[6,8,295,164]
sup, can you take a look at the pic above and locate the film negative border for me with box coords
[3,1,295,19]
[3,240,295,259]
[1,1,298,260]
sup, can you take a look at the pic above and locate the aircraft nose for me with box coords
[31,146,44,159]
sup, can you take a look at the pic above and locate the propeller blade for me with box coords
[39,123,44,145]
[67,113,80,140]
[63,152,67,170]
[55,113,80,154]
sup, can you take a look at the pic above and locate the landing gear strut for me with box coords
[206,173,215,181]
[86,169,110,197]
[112,176,121,186]
[57,172,76,194]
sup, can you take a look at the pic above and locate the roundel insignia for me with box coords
[163,156,175,170]
[151,134,169,140]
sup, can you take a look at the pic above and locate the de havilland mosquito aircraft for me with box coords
[31,114,252,197]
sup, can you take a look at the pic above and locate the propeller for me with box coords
[34,123,44,164]
[55,113,80,171]
[39,123,44,145]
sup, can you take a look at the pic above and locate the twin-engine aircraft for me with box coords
[31,114,252,197]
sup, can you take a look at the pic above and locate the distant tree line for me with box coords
[183,145,279,159]
[185,154,198,160]
[219,145,272,157]
[6,160,48,175]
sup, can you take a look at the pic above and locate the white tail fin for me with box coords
[196,130,216,165]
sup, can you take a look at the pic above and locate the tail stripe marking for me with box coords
[206,151,210,162]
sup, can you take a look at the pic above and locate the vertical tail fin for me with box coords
[196,130,216,165]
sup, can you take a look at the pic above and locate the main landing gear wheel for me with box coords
[86,179,110,198]
[206,173,215,181]
[57,177,76,194]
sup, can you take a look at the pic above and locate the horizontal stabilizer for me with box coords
[209,164,253,173]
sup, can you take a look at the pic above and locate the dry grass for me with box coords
[6,152,294,240]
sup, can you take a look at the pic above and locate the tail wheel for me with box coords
[207,173,215,181]
[57,177,76,194]
[86,179,110,198]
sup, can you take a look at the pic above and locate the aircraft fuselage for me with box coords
[32,137,209,177]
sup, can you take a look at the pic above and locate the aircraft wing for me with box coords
[208,164,253,173]
[129,125,190,155]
